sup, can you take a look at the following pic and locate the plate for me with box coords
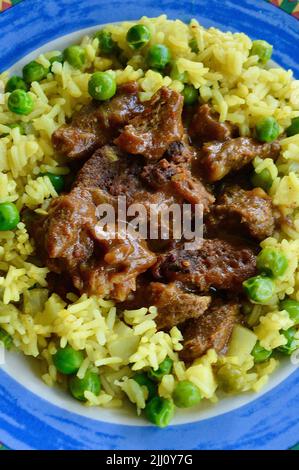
[0,0,299,450]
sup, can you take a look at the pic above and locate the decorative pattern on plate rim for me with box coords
[267,0,299,18]
[0,0,22,13]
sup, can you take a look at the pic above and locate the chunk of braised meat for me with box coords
[74,145,121,190]
[200,137,281,182]
[140,138,195,189]
[73,145,144,204]
[122,281,211,330]
[115,87,184,161]
[76,144,214,213]
[189,104,238,144]
[149,282,211,330]
[74,145,173,211]
[171,170,215,209]
[52,82,145,159]
[164,139,195,165]
[152,239,257,292]
[52,113,100,161]
[141,159,177,190]
[180,300,240,361]
[44,188,96,271]
[141,158,215,211]
[208,186,274,241]
[75,227,157,300]
[39,186,157,301]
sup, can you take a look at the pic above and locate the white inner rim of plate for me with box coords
[1,25,297,426]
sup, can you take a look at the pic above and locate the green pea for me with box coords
[63,45,86,70]
[0,202,20,231]
[132,373,157,401]
[147,44,171,70]
[172,380,202,408]
[170,63,187,82]
[69,370,101,401]
[53,345,84,375]
[251,341,272,363]
[127,24,151,50]
[94,30,119,55]
[251,168,273,192]
[8,89,34,115]
[286,117,299,137]
[243,275,274,304]
[23,61,48,83]
[148,357,173,382]
[5,76,28,93]
[0,327,13,349]
[257,248,288,278]
[280,299,299,325]
[189,38,199,53]
[144,396,175,428]
[88,72,117,101]
[255,117,280,143]
[182,85,198,105]
[250,40,273,64]
[278,327,299,355]
[41,173,65,193]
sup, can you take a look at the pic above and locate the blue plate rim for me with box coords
[1,366,299,450]
[0,0,299,450]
